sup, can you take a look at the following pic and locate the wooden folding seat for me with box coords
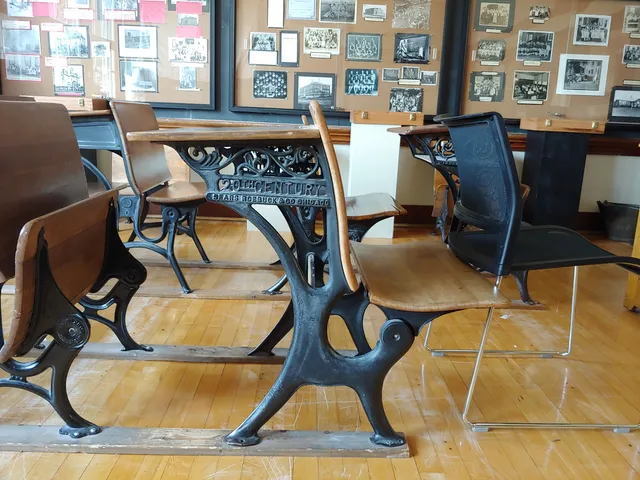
[0,101,148,437]
[110,100,211,293]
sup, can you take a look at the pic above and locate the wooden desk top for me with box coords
[68,109,112,118]
[126,125,322,143]
[157,118,275,128]
[387,124,449,135]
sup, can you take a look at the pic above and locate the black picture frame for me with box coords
[608,85,640,124]
[393,33,430,64]
[468,71,505,102]
[346,33,383,62]
[474,0,515,33]
[119,59,159,93]
[293,72,336,111]
[117,24,159,60]
[279,31,299,67]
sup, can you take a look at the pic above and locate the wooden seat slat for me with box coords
[147,181,207,204]
[345,193,407,221]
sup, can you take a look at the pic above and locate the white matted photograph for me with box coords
[118,25,157,59]
[382,67,400,82]
[392,0,430,30]
[49,26,90,58]
[7,0,33,17]
[623,44,640,66]
[120,59,158,92]
[2,26,40,55]
[346,33,381,61]
[253,70,288,99]
[345,68,378,96]
[294,73,336,109]
[573,14,611,46]
[623,6,640,34]
[529,5,549,22]
[362,4,386,21]
[319,0,357,24]
[389,87,423,112]
[251,32,277,52]
[4,54,40,81]
[513,70,549,101]
[178,65,198,91]
[303,27,340,54]
[401,65,420,80]
[516,31,554,62]
[608,86,640,122]
[169,37,208,63]
[53,65,85,96]
[92,41,111,58]
[177,14,199,26]
[420,71,437,85]
[556,54,609,96]
[476,39,506,62]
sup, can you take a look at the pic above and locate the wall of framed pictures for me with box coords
[232,0,445,114]
[0,0,214,107]
[462,0,640,121]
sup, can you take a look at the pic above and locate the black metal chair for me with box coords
[436,111,640,432]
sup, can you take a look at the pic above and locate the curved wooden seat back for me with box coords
[0,101,88,284]
[110,100,172,195]
[0,189,117,362]
[307,101,359,292]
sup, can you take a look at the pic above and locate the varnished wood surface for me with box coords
[67,110,112,118]
[1,221,640,478]
[624,213,640,311]
[350,111,424,126]
[388,124,450,135]
[520,117,606,135]
[146,181,206,204]
[345,193,407,221]
[127,125,322,143]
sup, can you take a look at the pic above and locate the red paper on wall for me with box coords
[140,1,166,23]
[176,1,202,14]
[33,2,58,17]
[176,25,201,37]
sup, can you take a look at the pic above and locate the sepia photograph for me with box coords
[346,33,382,61]
[303,27,340,54]
[556,53,609,96]
[476,39,506,62]
[513,70,549,101]
[53,65,85,96]
[91,41,110,58]
[48,26,90,58]
[421,71,437,85]
[382,67,400,82]
[394,33,430,64]
[294,73,336,109]
[389,87,423,112]
[345,68,378,95]
[253,70,288,99]
[516,31,554,62]
[120,59,158,92]
[169,37,208,63]
[469,71,505,102]
[401,65,420,80]
[118,25,158,59]
[2,26,40,55]
[362,4,386,21]
[178,65,197,90]
[7,0,33,17]
[4,54,40,81]
[574,14,611,46]
[608,86,640,122]
[623,44,640,66]
[475,1,514,32]
[529,5,550,22]
[251,32,277,51]
[392,0,430,30]
[623,6,640,34]
[177,14,199,26]
[319,0,357,24]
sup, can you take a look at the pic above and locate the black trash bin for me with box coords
[597,201,639,244]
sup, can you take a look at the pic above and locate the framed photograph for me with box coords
[178,65,198,91]
[4,54,40,81]
[389,88,423,112]
[394,33,430,64]
[392,0,430,29]
[53,65,85,96]
[529,5,549,22]
[118,25,158,59]
[287,0,316,20]
[513,70,549,101]
[177,14,199,26]
[279,31,299,67]
[556,54,609,96]
[98,0,139,20]
[92,41,111,58]
[623,44,640,66]
[401,66,420,80]
[48,26,90,59]
[253,70,288,99]
[169,37,208,63]
[516,31,554,63]
[362,4,386,21]
[469,71,505,102]
[382,68,400,82]
[120,59,158,92]
[476,39,506,62]
[294,72,336,110]
[303,27,340,55]
[474,0,514,33]
[623,6,640,35]
[7,0,33,17]
[319,0,356,23]
[2,26,40,55]
[574,14,611,47]
[345,68,378,95]
[608,86,640,122]
[250,32,277,52]
[420,71,437,86]
[345,33,382,62]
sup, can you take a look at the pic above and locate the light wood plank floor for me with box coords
[1,219,639,480]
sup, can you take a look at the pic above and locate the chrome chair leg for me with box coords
[425,266,578,358]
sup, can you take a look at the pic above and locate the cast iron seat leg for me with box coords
[512,270,538,305]
[186,207,211,264]
[262,274,289,295]
[165,208,192,294]
[249,302,293,356]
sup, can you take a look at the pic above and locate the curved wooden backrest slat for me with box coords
[0,101,88,284]
[307,101,359,292]
[110,100,172,195]
[0,189,117,362]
